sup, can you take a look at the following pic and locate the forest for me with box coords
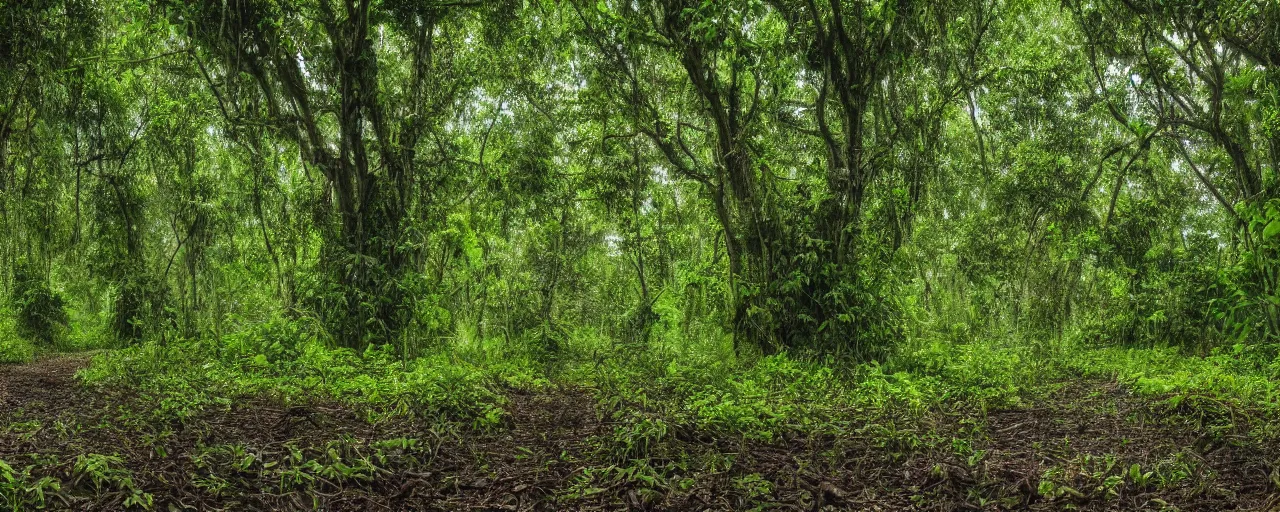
[0,0,1277,509]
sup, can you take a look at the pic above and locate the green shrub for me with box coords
[10,263,68,348]
[0,311,35,364]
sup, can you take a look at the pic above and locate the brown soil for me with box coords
[2,356,1278,511]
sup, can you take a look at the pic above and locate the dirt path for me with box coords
[2,355,1278,511]
[0,353,94,410]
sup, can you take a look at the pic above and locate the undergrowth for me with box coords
[0,304,116,364]
[66,316,1280,449]
[1059,343,1280,438]
[0,310,34,364]
[77,318,550,427]
[1,320,1276,512]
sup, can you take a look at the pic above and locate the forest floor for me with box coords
[2,353,1280,511]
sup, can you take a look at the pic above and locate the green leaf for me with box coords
[1264,220,1280,239]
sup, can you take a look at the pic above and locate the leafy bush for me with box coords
[10,263,68,348]
[0,311,35,364]
[223,314,324,363]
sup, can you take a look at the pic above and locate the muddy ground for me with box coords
[2,355,1278,511]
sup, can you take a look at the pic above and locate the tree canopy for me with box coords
[1,0,1277,360]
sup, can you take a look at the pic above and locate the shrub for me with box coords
[0,311,35,363]
[10,263,68,347]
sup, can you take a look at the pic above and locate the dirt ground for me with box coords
[2,355,1278,511]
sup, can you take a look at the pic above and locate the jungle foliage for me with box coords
[0,0,1276,369]
[2,1,1280,510]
